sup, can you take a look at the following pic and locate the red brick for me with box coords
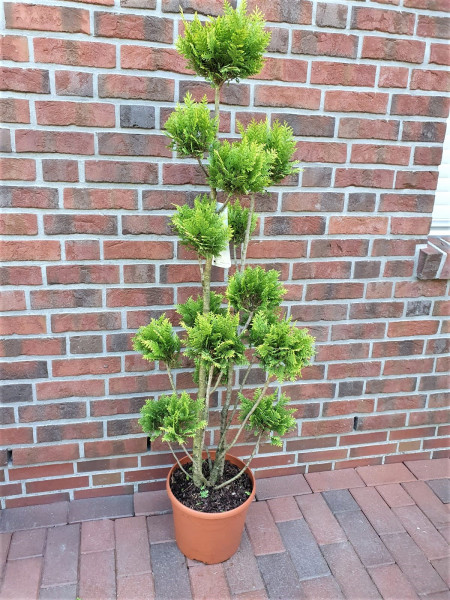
[391,94,449,117]
[388,320,439,337]
[362,36,425,63]
[293,260,351,280]
[0,34,29,61]
[79,550,116,600]
[430,43,450,66]
[352,7,415,34]
[292,30,357,58]
[81,519,115,553]
[1,66,49,93]
[338,117,399,140]
[356,464,415,487]
[55,70,93,96]
[379,66,409,88]
[99,133,171,158]
[376,483,415,508]
[351,144,410,166]
[395,171,439,192]
[190,564,231,600]
[417,14,450,38]
[121,46,190,73]
[34,38,115,68]
[86,160,158,184]
[383,358,433,376]
[0,157,35,180]
[117,573,155,600]
[9,463,74,481]
[335,169,394,189]
[95,12,172,42]
[36,379,104,400]
[325,91,388,114]
[16,129,94,155]
[253,57,307,82]
[0,315,46,336]
[254,85,321,109]
[411,69,450,92]
[329,216,389,235]
[305,468,365,493]
[0,240,60,262]
[27,475,89,494]
[294,141,347,163]
[302,419,353,438]
[98,74,174,101]
[1,426,33,445]
[115,516,152,577]
[405,458,449,480]
[358,413,407,431]
[0,290,26,312]
[328,362,381,380]
[394,504,448,560]
[0,557,42,599]
[31,289,102,310]
[296,493,346,545]
[43,159,78,182]
[368,564,422,600]
[5,3,89,32]
[379,193,435,213]
[0,213,37,236]
[311,62,375,86]
[36,101,115,127]
[372,238,420,257]
[0,98,30,123]
[46,264,119,285]
[13,443,79,465]
[266,497,303,523]
[414,146,443,165]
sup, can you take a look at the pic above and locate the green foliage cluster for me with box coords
[164,93,218,158]
[177,291,225,329]
[184,312,248,375]
[176,1,270,86]
[228,199,258,245]
[254,317,315,382]
[239,118,298,184]
[227,266,286,314]
[139,392,206,444]
[132,316,181,368]
[171,194,231,257]
[209,139,275,195]
[239,390,296,446]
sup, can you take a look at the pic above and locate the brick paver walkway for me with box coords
[0,459,449,600]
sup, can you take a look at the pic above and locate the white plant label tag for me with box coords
[212,203,231,269]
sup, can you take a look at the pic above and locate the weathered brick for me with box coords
[5,3,89,33]
[95,12,173,42]
[292,31,357,58]
[362,36,425,63]
[34,38,115,68]
[55,70,93,96]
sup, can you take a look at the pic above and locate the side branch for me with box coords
[214,432,263,491]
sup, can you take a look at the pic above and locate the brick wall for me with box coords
[1,0,449,508]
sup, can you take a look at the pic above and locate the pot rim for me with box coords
[166,452,256,520]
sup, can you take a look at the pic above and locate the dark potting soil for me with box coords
[170,459,253,513]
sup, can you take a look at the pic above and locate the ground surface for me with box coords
[0,458,449,600]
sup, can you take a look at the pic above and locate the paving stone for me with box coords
[233,591,268,600]
[402,481,450,527]
[0,556,42,600]
[393,504,449,560]
[78,550,115,600]
[301,575,344,600]
[267,496,303,522]
[147,513,175,544]
[39,584,77,600]
[405,458,450,481]
[80,519,115,553]
[432,558,450,587]
[255,474,311,500]
[68,494,133,523]
[0,502,68,532]
[350,487,405,535]
[41,524,80,587]
[223,530,265,596]
[322,489,359,513]
[245,501,284,556]
[357,463,416,486]
[376,483,415,508]
[305,468,365,492]
[424,592,450,600]
[428,479,450,504]
[335,509,393,568]
[115,516,151,578]
[8,528,46,559]
[117,574,155,600]
[134,490,171,516]
[381,532,448,596]
[439,525,450,543]
[278,518,330,581]
[189,564,231,600]
[296,493,346,545]
[321,542,382,600]
[151,541,192,600]
[256,552,302,600]
[0,532,11,574]
[368,564,420,600]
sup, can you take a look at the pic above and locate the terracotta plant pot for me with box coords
[166,452,256,564]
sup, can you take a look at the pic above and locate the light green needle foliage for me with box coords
[171,194,232,257]
[165,93,218,158]
[132,315,181,368]
[239,390,296,446]
[248,309,280,347]
[239,118,298,184]
[139,392,206,444]
[209,139,275,195]
[184,312,248,375]
[228,198,258,245]
[255,317,315,382]
[177,1,271,86]
[177,291,226,329]
[227,266,286,314]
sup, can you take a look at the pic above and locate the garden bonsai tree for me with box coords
[132,1,315,492]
